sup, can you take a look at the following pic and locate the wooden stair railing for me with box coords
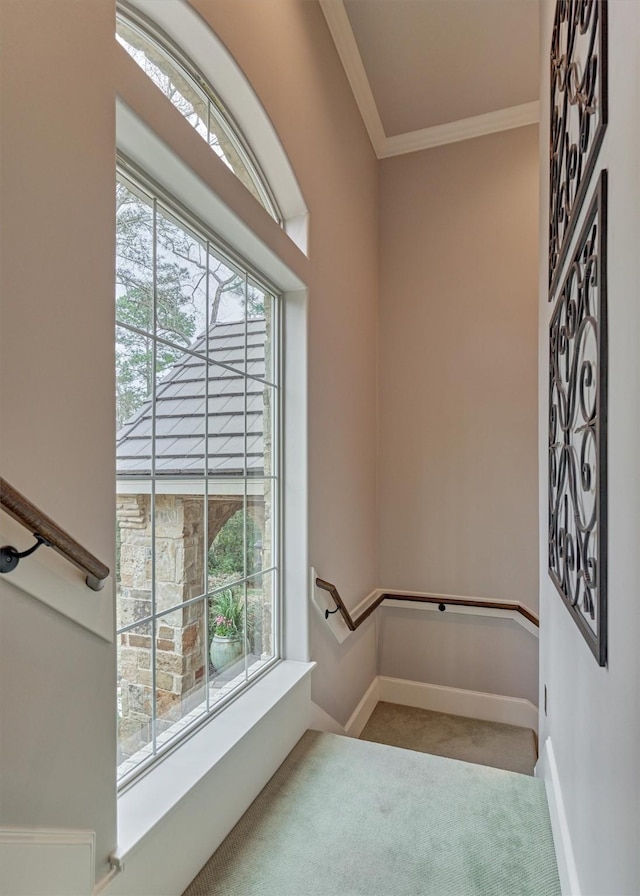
[315,577,539,630]
[0,477,110,591]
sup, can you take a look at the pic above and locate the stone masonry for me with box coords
[116,492,256,760]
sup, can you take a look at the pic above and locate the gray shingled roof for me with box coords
[117,319,268,478]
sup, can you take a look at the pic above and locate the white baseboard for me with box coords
[535,737,580,895]
[342,675,537,740]
[0,828,95,896]
[377,677,538,731]
[344,678,379,737]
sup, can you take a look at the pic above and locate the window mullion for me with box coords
[243,271,249,683]
[205,242,211,712]
[151,196,158,758]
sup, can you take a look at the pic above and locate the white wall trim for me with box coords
[344,678,380,737]
[115,77,308,292]
[325,674,538,746]
[311,574,539,643]
[378,677,539,731]
[319,0,540,158]
[381,588,539,638]
[318,0,386,154]
[535,737,581,896]
[0,829,95,896]
[108,662,313,896]
[380,101,540,157]
[125,0,309,252]
[309,567,379,643]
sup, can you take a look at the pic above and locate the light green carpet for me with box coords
[360,702,537,775]
[183,730,560,896]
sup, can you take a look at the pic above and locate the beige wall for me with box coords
[0,0,117,879]
[193,0,379,581]
[0,2,379,879]
[538,2,640,892]
[378,126,539,611]
[193,0,380,724]
[378,610,538,705]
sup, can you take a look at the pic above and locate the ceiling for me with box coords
[320,0,540,158]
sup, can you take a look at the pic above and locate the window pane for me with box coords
[208,504,247,591]
[117,620,154,779]
[247,384,276,479]
[247,300,274,384]
[246,486,270,575]
[116,14,282,225]
[156,206,208,353]
[155,605,208,746]
[208,584,248,702]
[155,489,206,612]
[208,250,245,334]
[115,165,280,782]
[116,327,153,464]
[115,497,152,633]
[116,324,153,634]
[116,21,209,141]
[206,359,246,477]
[247,570,276,676]
[116,180,154,335]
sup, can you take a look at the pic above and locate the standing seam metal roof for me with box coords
[116,319,268,478]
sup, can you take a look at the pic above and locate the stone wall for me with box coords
[116,492,269,761]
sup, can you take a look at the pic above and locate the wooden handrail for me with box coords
[315,577,539,630]
[0,477,110,591]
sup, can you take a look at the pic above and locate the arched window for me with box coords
[116,6,283,225]
[113,3,307,785]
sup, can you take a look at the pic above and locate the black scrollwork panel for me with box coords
[549,171,607,665]
[549,0,608,296]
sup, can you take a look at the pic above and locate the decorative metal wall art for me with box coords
[548,171,607,665]
[549,0,608,295]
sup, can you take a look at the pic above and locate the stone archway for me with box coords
[115,490,268,761]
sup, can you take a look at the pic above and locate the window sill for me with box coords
[114,659,314,863]
[117,656,275,783]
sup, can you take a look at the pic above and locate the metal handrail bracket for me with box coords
[315,576,540,635]
[0,477,110,591]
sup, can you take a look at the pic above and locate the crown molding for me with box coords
[380,101,541,158]
[320,0,540,159]
[318,0,386,154]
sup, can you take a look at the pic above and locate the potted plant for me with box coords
[209,589,245,671]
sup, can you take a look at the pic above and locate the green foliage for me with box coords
[209,588,244,639]
[116,182,202,430]
[207,512,262,579]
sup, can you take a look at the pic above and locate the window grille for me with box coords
[116,7,283,226]
[115,165,280,784]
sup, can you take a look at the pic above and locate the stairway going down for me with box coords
[183,730,560,896]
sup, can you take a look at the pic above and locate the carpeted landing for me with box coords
[183,730,560,896]
[360,702,537,776]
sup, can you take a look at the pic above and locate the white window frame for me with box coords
[115,159,284,786]
[119,0,309,256]
[116,3,284,226]
[114,0,311,797]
